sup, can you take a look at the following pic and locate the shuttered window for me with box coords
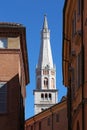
[56,114,59,122]
[39,122,41,130]
[47,118,50,126]
[77,52,82,88]
[72,11,76,38]
[0,82,7,113]
[77,0,81,16]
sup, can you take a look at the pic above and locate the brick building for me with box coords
[25,98,68,130]
[0,23,29,130]
[62,0,87,130]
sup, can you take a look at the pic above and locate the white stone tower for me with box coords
[34,15,58,115]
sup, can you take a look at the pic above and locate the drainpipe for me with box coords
[81,0,84,130]
[64,37,72,130]
[68,82,72,130]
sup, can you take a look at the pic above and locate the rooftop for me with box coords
[0,22,23,28]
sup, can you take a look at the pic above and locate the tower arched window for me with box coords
[49,93,52,100]
[41,93,44,100]
[44,77,48,88]
[45,93,48,100]
[51,78,55,88]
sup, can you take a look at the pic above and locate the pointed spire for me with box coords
[43,15,48,30]
[37,15,53,68]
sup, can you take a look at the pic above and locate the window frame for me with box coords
[0,38,8,48]
[0,82,7,114]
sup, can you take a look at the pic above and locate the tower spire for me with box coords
[43,15,48,29]
[38,15,53,68]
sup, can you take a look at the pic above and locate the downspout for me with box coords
[81,0,84,130]
[63,1,72,130]
[68,52,72,130]
[63,37,72,130]
[19,83,24,130]
[67,80,72,130]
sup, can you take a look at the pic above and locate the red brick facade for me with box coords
[62,0,87,130]
[0,23,29,130]
[25,100,68,130]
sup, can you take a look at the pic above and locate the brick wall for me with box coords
[25,101,68,130]
[0,50,24,130]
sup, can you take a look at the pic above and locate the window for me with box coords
[0,82,7,113]
[0,37,20,49]
[43,70,49,75]
[77,52,82,88]
[41,93,44,100]
[0,38,7,48]
[77,0,81,16]
[47,118,50,126]
[44,77,48,88]
[77,121,80,130]
[49,93,52,100]
[41,108,45,111]
[71,86,75,100]
[45,93,48,100]
[31,126,33,130]
[72,11,76,37]
[71,68,74,83]
[71,68,75,99]
[56,114,59,122]
[39,122,41,130]
[51,70,55,75]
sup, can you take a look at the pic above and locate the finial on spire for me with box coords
[43,14,48,29]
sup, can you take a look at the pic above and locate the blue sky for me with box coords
[0,0,66,119]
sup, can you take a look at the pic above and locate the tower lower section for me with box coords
[34,89,58,115]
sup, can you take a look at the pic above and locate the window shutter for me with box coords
[77,52,82,88]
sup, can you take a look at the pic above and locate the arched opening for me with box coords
[44,77,48,88]
[49,93,52,100]
[45,93,48,100]
[41,93,44,100]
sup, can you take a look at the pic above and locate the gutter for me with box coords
[62,0,68,84]
[81,0,84,130]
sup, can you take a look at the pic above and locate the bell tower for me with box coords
[34,15,58,115]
